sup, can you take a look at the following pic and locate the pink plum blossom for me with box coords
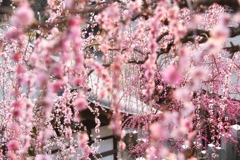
[65,127,73,139]
[149,122,168,140]
[73,97,88,111]
[50,63,64,78]
[7,140,19,151]
[99,44,109,53]
[7,152,18,160]
[210,24,229,41]
[0,1,240,159]
[36,155,52,160]
[10,3,34,27]
[119,140,126,150]
[49,80,65,93]
[5,28,22,39]
[162,64,182,84]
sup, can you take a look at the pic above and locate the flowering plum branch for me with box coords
[0,0,240,160]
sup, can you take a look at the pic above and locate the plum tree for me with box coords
[0,0,240,159]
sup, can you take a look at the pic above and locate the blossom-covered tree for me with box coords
[0,0,240,159]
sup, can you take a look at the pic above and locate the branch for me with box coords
[106,41,174,66]
[229,26,240,37]
[131,0,159,21]
[157,41,174,55]
[193,0,239,11]
[70,5,107,14]
[224,42,240,52]
[128,54,149,64]
[186,29,210,38]
[156,31,169,43]
[181,29,210,43]
[102,63,111,67]
[88,69,94,76]
[223,42,240,58]
[133,48,144,55]
[179,0,240,12]
[102,50,149,66]
[180,27,240,44]
[131,13,142,21]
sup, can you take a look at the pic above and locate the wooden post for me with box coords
[207,143,215,160]
[215,147,226,160]
[199,150,208,160]
[221,124,240,160]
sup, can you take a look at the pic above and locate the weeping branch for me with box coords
[178,0,240,11]
[224,42,240,58]
[156,31,169,43]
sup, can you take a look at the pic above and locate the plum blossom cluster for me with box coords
[0,0,240,160]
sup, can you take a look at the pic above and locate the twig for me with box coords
[156,32,169,43]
